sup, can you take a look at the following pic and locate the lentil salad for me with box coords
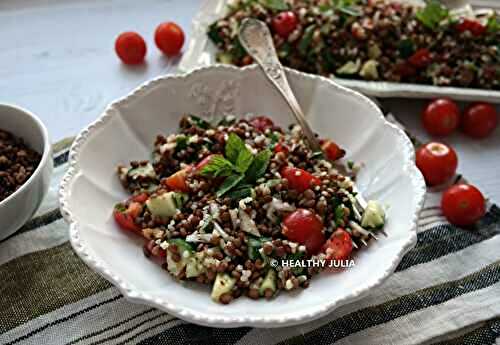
[113,114,386,304]
[207,0,500,90]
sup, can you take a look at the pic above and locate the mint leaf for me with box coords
[235,148,254,173]
[245,149,272,183]
[175,135,188,152]
[259,0,288,11]
[416,0,449,30]
[487,15,500,33]
[334,205,345,224]
[398,39,415,58]
[225,133,247,164]
[226,184,254,200]
[299,26,315,56]
[217,174,245,198]
[189,115,210,129]
[200,155,235,177]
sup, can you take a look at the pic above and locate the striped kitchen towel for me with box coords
[0,138,499,345]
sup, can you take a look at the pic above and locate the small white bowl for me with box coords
[0,104,53,240]
[59,65,425,328]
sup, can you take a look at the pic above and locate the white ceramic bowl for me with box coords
[0,104,53,240]
[59,65,425,328]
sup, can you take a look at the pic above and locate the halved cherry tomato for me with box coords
[408,48,432,68]
[250,116,274,132]
[113,205,141,233]
[461,103,498,139]
[115,32,147,65]
[282,209,325,254]
[280,166,321,193]
[164,168,190,192]
[272,11,298,38]
[154,22,185,56]
[394,62,416,77]
[323,228,353,261]
[441,184,485,227]
[422,98,460,136]
[130,192,149,204]
[274,142,289,155]
[321,139,346,161]
[416,142,458,186]
[456,19,486,36]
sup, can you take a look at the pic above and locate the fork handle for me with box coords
[238,18,322,153]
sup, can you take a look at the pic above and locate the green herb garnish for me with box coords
[245,149,272,183]
[216,174,245,198]
[334,205,345,224]
[259,0,288,11]
[226,184,254,200]
[487,15,500,33]
[299,25,315,56]
[175,135,188,152]
[416,0,449,30]
[202,133,272,198]
[200,155,235,177]
[207,23,224,45]
[398,39,415,58]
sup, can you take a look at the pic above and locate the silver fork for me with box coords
[238,19,381,245]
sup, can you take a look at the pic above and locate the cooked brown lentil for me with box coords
[0,129,41,203]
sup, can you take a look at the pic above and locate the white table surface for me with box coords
[1,0,499,203]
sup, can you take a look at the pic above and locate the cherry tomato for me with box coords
[456,19,486,36]
[274,142,289,155]
[115,32,147,65]
[461,103,498,139]
[164,168,190,192]
[394,62,416,77]
[272,11,298,38]
[154,22,185,56]
[422,98,460,136]
[250,116,274,132]
[280,166,321,193]
[113,205,141,233]
[441,184,485,227]
[130,192,149,204]
[321,139,346,161]
[127,202,143,218]
[408,48,432,68]
[323,228,353,261]
[282,209,325,254]
[416,142,458,186]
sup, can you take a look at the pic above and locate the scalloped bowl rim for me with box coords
[59,64,426,328]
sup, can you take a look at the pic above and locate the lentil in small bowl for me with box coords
[0,104,52,240]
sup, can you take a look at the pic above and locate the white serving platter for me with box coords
[179,0,500,103]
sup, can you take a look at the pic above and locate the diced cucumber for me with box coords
[186,257,204,278]
[359,60,379,80]
[336,60,361,75]
[146,192,178,218]
[259,269,277,296]
[217,52,234,64]
[165,239,196,277]
[361,200,386,229]
[211,273,236,302]
[168,239,194,254]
